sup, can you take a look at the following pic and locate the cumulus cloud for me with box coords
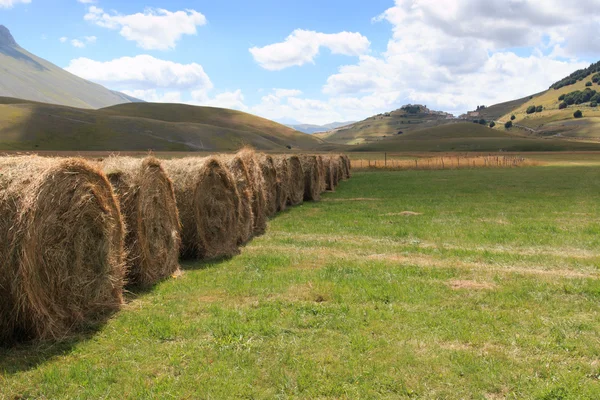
[0,0,30,8]
[84,6,207,50]
[64,55,213,91]
[59,36,68,43]
[121,89,182,103]
[249,29,370,70]
[191,89,248,111]
[273,88,303,97]
[71,39,85,48]
[315,0,592,118]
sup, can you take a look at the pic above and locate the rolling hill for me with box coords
[491,68,600,140]
[0,98,324,151]
[353,122,600,152]
[0,25,139,109]
[315,105,454,145]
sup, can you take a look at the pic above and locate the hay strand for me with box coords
[300,155,321,202]
[257,154,278,217]
[221,155,255,245]
[273,155,290,212]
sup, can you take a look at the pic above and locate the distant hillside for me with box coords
[315,105,454,145]
[0,98,323,151]
[353,122,600,152]
[288,121,356,134]
[491,66,600,140]
[0,25,140,109]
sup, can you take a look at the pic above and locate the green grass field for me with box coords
[2,165,600,398]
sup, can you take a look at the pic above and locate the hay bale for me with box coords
[163,157,241,260]
[237,148,267,236]
[300,155,321,202]
[335,155,345,181]
[315,155,327,193]
[0,156,125,342]
[341,154,352,179]
[220,155,254,245]
[102,156,181,287]
[257,154,278,217]
[273,156,290,212]
[286,155,304,206]
[322,156,337,191]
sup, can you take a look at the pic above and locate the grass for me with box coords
[351,155,537,170]
[2,165,600,398]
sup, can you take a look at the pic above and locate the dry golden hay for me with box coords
[257,154,278,217]
[322,155,338,191]
[237,148,267,236]
[335,155,345,181]
[315,155,327,193]
[220,154,255,245]
[341,154,352,179]
[286,155,304,206]
[102,156,181,287]
[273,155,290,212]
[0,156,125,342]
[163,156,241,260]
[300,155,321,202]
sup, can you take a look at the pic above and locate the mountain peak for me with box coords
[0,25,17,47]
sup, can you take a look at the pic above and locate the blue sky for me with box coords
[1,0,598,124]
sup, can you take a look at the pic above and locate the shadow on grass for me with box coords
[0,320,106,375]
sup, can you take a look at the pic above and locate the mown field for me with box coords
[2,164,600,398]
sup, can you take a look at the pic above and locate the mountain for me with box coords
[314,105,455,145]
[0,98,324,151]
[287,121,356,134]
[0,25,140,109]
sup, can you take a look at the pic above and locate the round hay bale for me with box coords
[336,155,346,181]
[257,154,278,217]
[341,154,352,179]
[322,156,337,191]
[102,156,181,287]
[273,156,290,212]
[163,157,241,260]
[0,156,125,342]
[220,155,254,245]
[237,148,267,236]
[315,155,327,193]
[300,155,321,202]
[286,155,304,206]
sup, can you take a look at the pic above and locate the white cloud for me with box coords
[0,0,30,9]
[311,0,593,119]
[84,6,207,50]
[121,89,182,103]
[59,36,68,43]
[77,0,95,3]
[192,89,248,111]
[249,29,370,70]
[273,88,303,97]
[71,39,85,48]
[64,55,213,91]
[84,35,96,44]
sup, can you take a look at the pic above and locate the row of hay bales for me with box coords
[0,150,351,343]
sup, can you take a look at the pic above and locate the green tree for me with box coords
[535,105,543,112]
[489,121,496,128]
[559,102,568,110]
[526,105,537,114]
[586,81,593,87]
[574,110,583,118]
[479,118,486,125]
[505,120,513,129]
[511,115,516,120]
